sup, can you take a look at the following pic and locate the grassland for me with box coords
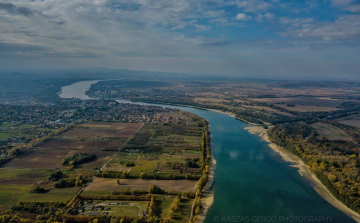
[84,178,197,192]
[311,122,352,141]
[339,120,360,128]
[250,97,344,112]
[0,184,78,210]
[155,195,194,222]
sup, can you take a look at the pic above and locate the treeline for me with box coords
[78,194,151,201]
[55,175,90,188]
[61,215,148,223]
[111,187,196,198]
[62,153,96,166]
[232,107,304,125]
[190,124,211,223]
[268,122,360,214]
[95,170,201,180]
[11,202,65,215]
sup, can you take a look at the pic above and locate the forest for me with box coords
[268,122,360,213]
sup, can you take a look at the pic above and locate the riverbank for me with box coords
[245,125,360,223]
[196,156,217,223]
[133,100,360,222]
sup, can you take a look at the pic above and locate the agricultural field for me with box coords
[337,115,360,128]
[0,110,208,221]
[0,168,95,210]
[339,119,360,128]
[250,97,344,112]
[4,122,142,169]
[102,122,203,176]
[3,148,115,169]
[0,180,79,210]
[311,122,352,141]
[83,178,197,193]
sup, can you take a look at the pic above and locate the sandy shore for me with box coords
[196,157,217,223]
[207,109,237,119]
[245,125,360,223]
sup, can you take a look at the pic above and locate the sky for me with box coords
[0,0,360,79]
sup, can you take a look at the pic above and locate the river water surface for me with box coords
[60,80,355,223]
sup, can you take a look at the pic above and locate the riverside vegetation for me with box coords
[88,79,360,217]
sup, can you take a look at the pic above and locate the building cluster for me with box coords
[0,98,188,156]
[0,99,187,125]
[88,88,192,104]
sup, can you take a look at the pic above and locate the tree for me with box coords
[328,174,337,182]
[195,206,201,215]
[168,211,173,219]
[117,179,121,185]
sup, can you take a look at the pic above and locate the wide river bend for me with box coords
[60,80,355,223]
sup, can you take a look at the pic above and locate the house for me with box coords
[108,202,118,205]
[84,206,94,211]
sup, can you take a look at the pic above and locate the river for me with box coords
[60,80,356,223]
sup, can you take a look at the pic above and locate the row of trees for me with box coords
[96,170,201,180]
[62,153,96,166]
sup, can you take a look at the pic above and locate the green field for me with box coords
[0,122,57,140]
[132,159,158,173]
[172,198,193,223]
[0,168,52,179]
[108,206,140,216]
[157,195,176,218]
[0,185,78,210]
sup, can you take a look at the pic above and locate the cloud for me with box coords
[256,12,275,21]
[195,24,210,32]
[0,0,360,79]
[345,4,360,12]
[329,0,360,12]
[280,15,360,41]
[209,18,228,23]
[236,13,252,21]
[279,17,314,27]
[228,0,273,12]
[330,0,354,6]
[0,2,34,17]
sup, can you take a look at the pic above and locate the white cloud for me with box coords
[280,15,360,41]
[345,4,360,12]
[256,12,275,21]
[228,0,273,12]
[330,0,354,6]
[264,12,275,20]
[195,24,210,32]
[279,17,314,27]
[0,0,360,79]
[236,13,252,21]
[209,18,228,23]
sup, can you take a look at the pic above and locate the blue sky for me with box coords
[0,0,360,79]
